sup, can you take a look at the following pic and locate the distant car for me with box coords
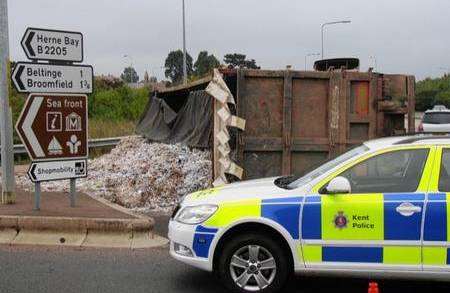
[419,105,450,133]
[169,134,450,292]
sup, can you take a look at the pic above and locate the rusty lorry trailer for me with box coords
[137,67,415,182]
[233,69,414,179]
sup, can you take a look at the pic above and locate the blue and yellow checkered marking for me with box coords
[261,197,303,239]
[192,225,218,258]
[424,193,447,241]
[322,247,383,263]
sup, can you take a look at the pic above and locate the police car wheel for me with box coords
[217,233,290,293]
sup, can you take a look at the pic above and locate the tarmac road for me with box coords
[0,213,449,293]
[0,243,450,293]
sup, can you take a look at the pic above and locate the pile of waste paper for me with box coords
[16,136,212,213]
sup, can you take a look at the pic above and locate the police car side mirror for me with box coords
[324,177,351,194]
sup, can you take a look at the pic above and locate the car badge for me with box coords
[334,211,348,229]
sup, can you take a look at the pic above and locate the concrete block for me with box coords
[0,229,18,244]
[0,216,18,229]
[82,231,133,248]
[18,216,87,231]
[12,229,86,247]
[131,232,169,249]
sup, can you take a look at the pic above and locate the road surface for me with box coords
[0,244,450,293]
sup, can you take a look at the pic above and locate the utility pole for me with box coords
[182,0,187,84]
[0,0,16,204]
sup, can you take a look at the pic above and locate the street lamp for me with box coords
[305,53,320,71]
[321,20,351,59]
[182,0,187,84]
[123,54,133,67]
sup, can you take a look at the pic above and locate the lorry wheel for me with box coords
[216,232,291,293]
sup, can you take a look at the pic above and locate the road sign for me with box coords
[16,93,88,161]
[27,159,87,182]
[12,62,93,94]
[21,28,83,63]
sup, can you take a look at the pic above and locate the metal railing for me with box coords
[4,136,128,156]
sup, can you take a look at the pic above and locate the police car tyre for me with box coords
[216,233,291,293]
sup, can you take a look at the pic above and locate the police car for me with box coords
[169,135,450,292]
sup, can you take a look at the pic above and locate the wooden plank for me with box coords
[236,69,246,171]
[328,72,340,157]
[368,73,378,139]
[407,75,416,133]
[282,70,293,175]
[243,137,283,151]
[376,75,385,137]
[158,74,213,93]
[213,98,222,180]
[338,73,348,154]
[242,137,330,152]
[291,71,331,79]
[243,69,285,78]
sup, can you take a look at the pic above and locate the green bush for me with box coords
[89,85,149,121]
[416,75,450,111]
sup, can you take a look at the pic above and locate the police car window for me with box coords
[338,149,429,193]
[288,145,369,189]
[438,149,450,192]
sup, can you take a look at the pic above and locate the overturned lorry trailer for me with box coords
[136,67,415,183]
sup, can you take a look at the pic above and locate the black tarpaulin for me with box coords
[136,90,213,148]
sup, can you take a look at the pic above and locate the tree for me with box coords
[416,75,450,111]
[224,53,260,69]
[121,67,139,83]
[194,51,220,77]
[164,50,193,84]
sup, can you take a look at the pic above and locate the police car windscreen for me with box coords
[423,112,450,124]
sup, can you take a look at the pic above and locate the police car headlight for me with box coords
[175,205,218,225]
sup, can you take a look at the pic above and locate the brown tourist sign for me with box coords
[16,93,88,161]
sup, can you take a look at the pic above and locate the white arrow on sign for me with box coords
[21,28,83,62]
[27,160,87,182]
[12,62,93,94]
[23,96,45,158]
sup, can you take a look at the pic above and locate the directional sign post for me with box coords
[14,27,92,210]
[27,160,87,182]
[12,62,93,94]
[21,28,83,62]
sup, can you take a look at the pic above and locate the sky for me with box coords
[6,0,450,81]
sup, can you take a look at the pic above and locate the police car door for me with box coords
[423,147,450,270]
[302,147,434,270]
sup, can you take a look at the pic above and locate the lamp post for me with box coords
[182,0,187,84]
[123,54,133,67]
[0,0,15,204]
[321,20,351,59]
[305,53,320,71]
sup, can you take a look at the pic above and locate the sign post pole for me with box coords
[0,0,16,204]
[70,178,76,207]
[34,182,40,211]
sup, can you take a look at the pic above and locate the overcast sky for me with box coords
[7,0,450,80]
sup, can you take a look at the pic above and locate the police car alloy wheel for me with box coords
[217,233,290,293]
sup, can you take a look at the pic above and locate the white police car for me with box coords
[169,135,450,292]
